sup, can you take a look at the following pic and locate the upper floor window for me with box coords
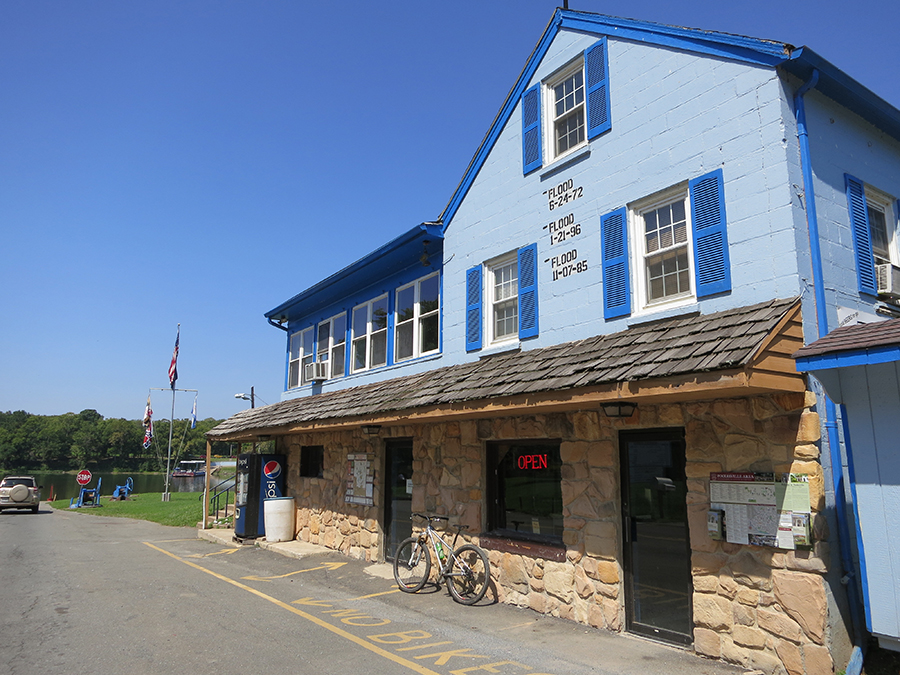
[521,38,610,174]
[489,255,519,344]
[317,313,347,379]
[600,169,730,319]
[866,188,897,267]
[635,188,692,307]
[351,295,388,373]
[395,272,440,362]
[288,327,314,388]
[466,244,538,352]
[548,63,585,160]
[846,174,899,297]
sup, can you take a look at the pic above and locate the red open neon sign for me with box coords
[517,454,548,470]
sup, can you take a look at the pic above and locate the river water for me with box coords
[32,472,213,502]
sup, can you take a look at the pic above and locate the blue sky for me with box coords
[2,0,897,422]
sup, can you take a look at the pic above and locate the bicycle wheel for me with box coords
[393,537,431,592]
[447,544,490,605]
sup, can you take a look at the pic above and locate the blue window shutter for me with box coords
[465,265,483,351]
[601,207,630,319]
[846,174,877,295]
[518,243,539,339]
[689,169,731,298]
[522,84,542,174]
[585,38,611,140]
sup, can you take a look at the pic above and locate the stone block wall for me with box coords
[278,390,833,674]
[279,429,384,562]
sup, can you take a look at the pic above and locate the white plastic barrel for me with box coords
[263,496,296,543]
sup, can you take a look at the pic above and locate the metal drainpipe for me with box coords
[795,70,865,675]
[267,317,289,331]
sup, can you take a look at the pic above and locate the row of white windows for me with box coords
[288,272,440,388]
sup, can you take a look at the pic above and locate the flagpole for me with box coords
[163,323,180,503]
[163,387,175,502]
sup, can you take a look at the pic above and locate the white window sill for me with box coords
[627,301,700,327]
[479,341,521,359]
[539,145,591,178]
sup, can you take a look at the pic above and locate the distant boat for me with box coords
[172,460,206,477]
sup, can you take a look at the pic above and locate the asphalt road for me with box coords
[0,505,748,675]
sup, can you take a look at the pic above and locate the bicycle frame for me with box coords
[420,523,463,580]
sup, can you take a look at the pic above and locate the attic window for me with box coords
[549,62,585,159]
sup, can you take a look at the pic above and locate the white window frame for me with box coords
[630,184,695,313]
[315,312,347,379]
[288,326,314,388]
[394,272,440,363]
[486,252,519,346]
[544,58,586,163]
[350,294,389,374]
[865,185,898,267]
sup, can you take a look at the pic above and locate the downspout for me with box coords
[795,70,866,675]
[267,317,289,332]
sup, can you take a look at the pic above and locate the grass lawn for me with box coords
[50,491,202,528]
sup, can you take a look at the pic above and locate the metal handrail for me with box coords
[207,477,235,527]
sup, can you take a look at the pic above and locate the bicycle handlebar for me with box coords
[411,513,469,531]
[411,512,447,521]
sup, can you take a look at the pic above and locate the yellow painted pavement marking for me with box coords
[186,548,241,558]
[143,542,442,675]
[349,589,403,601]
[241,561,347,581]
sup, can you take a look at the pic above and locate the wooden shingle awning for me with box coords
[209,298,804,442]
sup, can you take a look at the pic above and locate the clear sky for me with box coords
[2,0,897,422]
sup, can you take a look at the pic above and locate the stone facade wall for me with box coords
[279,390,833,675]
[279,429,384,562]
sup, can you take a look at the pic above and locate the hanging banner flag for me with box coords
[168,324,180,389]
[190,396,197,429]
[142,395,154,449]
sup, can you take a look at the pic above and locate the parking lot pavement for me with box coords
[196,528,754,675]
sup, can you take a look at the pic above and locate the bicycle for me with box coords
[392,513,491,605]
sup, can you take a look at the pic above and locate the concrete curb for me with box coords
[197,528,395,580]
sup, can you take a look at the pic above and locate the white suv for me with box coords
[0,476,42,513]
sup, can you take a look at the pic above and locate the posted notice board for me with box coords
[709,472,811,549]
[345,454,374,506]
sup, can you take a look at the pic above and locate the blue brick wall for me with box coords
[279,26,900,399]
[442,33,805,363]
[803,89,900,334]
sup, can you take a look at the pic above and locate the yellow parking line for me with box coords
[349,589,403,601]
[143,542,441,675]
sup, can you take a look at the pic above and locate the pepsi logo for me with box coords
[263,461,282,479]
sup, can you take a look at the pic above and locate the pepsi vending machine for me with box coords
[234,453,286,540]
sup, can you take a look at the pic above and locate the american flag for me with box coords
[168,325,180,389]
[142,395,153,449]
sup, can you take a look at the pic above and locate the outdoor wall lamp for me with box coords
[361,424,382,435]
[601,402,637,418]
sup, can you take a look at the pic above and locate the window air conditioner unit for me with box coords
[876,263,900,298]
[304,361,329,382]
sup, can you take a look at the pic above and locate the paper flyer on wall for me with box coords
[709,472,812,549]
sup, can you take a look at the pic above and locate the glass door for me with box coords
[384,439,413,561]
[620,429,692,645]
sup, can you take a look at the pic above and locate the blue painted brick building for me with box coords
[211,9,900,673]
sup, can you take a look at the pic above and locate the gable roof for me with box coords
[438,9,900,229]
[210,297,803,440]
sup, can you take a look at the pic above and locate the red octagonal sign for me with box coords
[76,470,92,485]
